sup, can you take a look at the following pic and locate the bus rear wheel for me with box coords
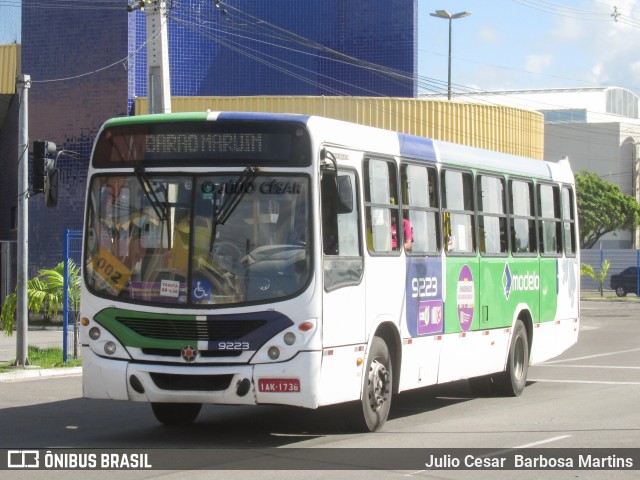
[151,402,202,426]
[350,336,393,432]
[494,319,529,396]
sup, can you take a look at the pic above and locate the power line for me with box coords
[0,0,124,10]
[31,17,163,84]
[10,0,640,154]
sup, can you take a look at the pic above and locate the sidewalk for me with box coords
[0,327,82,381]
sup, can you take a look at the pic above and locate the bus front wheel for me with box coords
[495,319,529,396]
[151,402,202,426]
[350,336,393,432]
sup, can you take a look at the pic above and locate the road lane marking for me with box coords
[512,435,572,449]
[529,378,640,385]
[541,347,640,364]
[537,364,640,370]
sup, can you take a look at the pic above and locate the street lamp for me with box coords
[430,10,471,100]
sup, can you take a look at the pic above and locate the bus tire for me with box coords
[350,336,393,432]
[151,402,202,426]
[495,319,529,396]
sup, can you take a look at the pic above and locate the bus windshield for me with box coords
[84,173,311,306]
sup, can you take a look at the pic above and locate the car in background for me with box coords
[610,267,638,297]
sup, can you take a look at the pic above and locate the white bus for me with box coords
[80,112,580,431]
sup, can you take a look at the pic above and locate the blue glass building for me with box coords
[2,0,417,274]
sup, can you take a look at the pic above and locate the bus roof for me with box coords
[100,112,573,183]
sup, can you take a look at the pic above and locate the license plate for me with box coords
[258,378,300,393]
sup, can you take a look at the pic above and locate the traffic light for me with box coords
[32,140,56,194]
[45,167,59,207]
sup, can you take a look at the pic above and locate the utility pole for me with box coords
[146,0,171,114]
[15,74,30,367]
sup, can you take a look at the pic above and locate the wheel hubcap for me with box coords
[368,359,389,411]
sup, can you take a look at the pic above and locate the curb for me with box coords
[0,366,82,382]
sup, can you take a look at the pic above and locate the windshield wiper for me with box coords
[209,166,258,252]
[135,167,172,248]
[134,166,168,222]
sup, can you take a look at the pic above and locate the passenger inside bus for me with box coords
[391,212,413,252]
[98,176,147,270]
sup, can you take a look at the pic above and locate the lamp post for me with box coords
[430,10,471,100]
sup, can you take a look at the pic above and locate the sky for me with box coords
[2,1,640,96]
[419,0,640,96]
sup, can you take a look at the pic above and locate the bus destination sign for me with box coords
[93,121,310,167]
[145,133,266,156]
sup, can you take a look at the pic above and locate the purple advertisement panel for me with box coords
[457,264,475,332]
[406,257,443,337]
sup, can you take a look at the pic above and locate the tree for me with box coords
[1,261,81,351]
[580,259,610,297]
[575,171,640,249]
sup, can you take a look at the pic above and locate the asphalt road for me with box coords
[1,299,638,479]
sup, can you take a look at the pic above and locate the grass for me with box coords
[0,345,82,373]
[581,293,640,301]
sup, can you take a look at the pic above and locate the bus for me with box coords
[80,112,579,431]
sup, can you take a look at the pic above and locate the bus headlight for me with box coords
[104,341,117,356]
[88,327,101,340]
[283,332,296,345]
[267,346,280,360]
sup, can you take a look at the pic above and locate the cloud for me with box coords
[526,54,553,74]
[630,61,640,77]
[543,0,640,90]
[477,26,500,45]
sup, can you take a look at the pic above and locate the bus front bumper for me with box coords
[82,349,321,409]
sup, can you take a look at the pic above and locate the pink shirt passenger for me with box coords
[392,218,413,251]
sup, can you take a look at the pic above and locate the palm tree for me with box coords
[1,260,81,355]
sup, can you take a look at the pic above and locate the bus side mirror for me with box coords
[336,175,353,214]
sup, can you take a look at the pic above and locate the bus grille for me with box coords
[116,317,267,341]
[140,348,242,358]
[149,373,233,392]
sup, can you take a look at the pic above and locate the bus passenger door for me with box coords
[319,169,366,405]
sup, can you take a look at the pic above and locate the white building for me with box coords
[421,87,640,249]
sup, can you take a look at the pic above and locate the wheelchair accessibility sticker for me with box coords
[192,280,212,302]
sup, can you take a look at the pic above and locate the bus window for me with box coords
[509,179,536,255]
[538,183,562,255]
[442,169,474,254]
[401,163,440,253]
[364,158,399,254]
[477,174,507,255]
[562,186,576,256]
[322,170,363,291]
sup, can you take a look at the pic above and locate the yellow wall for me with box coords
[135,95,544,159]
[0,44,20,94]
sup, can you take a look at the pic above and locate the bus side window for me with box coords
[401,163,440,254]
[562,186,576,256]
[322,169,362,291]
[364,158,399,254]
[321,170,359,256]
[442,169,475,254]
[321,172,340,255]
[538,183,562,256]
[477,174,507,255]
[509,179,536,255]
